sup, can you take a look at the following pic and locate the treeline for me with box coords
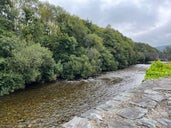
[0,0,159,95]
[135,43,160,63]
[162,46,171,60]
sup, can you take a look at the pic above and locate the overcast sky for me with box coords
[40,0,171,47]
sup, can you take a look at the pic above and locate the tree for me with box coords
[61,55,93,79]
[135,43,160,63]
[9,43,57,83]
[163,46,171,60]
[164,47,171,54]
[0,0,16,31]
[0,0,161,95]
[0,72,24,96]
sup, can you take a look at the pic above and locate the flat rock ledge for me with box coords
[62,78,171,128]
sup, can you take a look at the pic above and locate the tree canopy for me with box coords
[0,0,160,95]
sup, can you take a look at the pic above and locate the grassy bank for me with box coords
[144,61,171,81]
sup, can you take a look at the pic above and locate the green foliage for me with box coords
[9,43,57,83]
[0,0,16,31]
[0,0,160,95]
[164,47,171,54]
[0,34,58,95]
[0,57,6,71]
[135,43,160,63]
[0,72,24,96]
[61,55,94,79]
[144,61,171,80]
[0,34,24,58]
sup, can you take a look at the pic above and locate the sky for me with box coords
[40,0,171,47]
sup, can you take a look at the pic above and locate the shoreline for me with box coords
[62,78,171,128]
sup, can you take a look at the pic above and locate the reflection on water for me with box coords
[0,64,149,127]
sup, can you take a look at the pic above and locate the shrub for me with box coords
[0,72,24,96]
[144,61,171,80]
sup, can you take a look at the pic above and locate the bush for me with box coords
[144,61,171,80]
[9,43,58,83]
[0,72,24,96]
[61,55,94,79]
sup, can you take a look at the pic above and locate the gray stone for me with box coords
[156,118,171,127]
[144,89,159,94]
[153,84,171,91]
[160,112,168,117]
[168,101,171,106]
[96,100,119,111]
[108,120,136,128]
[165,94,171,98]
[117,107,148,120]
[81,109,102,121]
[137,118,157,128]
[62,117,94,128]
[144,93,165,102]
[131,97,157,109]
[168,110,171,117]
[112,92,132,102]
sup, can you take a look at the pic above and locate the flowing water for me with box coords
[0,64,149,127]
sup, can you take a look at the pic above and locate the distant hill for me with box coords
[156,45,171,52]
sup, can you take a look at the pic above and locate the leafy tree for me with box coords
[0,0,16,31]
[9,43,57,83]
[0,0,161,95]
[0,72,24,96]
[164,46,171,54]
[163,46,171,60]
[57,14,90,44]
[61,55,93,79]
[0,34,24,58]
[135,43,160,63]
[41,32,78,63]
[85,48,101,73]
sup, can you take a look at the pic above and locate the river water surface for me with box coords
[0,64,149,127]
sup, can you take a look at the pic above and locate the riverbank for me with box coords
[62,78,171,128]
[0,64,148,127]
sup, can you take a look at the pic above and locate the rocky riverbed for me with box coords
[0,64,149,128]
[62,78,171,128]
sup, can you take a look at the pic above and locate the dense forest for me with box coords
[0,0,160,95]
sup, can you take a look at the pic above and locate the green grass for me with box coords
[144,61,171,81]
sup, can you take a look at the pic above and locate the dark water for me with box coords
[0,64,149,128]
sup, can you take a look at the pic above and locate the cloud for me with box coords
[135,19,171,46]
[40,0,171,46]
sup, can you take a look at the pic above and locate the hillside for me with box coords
[0,0,159,95]
[156,45,171,52]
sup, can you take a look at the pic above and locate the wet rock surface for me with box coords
[130,97,157,109]
[62,78,171,128]
[137,118,157,128]
[117,107,148,119]
[108,120,136,128]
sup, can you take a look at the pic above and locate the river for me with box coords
[0,64,149,128]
